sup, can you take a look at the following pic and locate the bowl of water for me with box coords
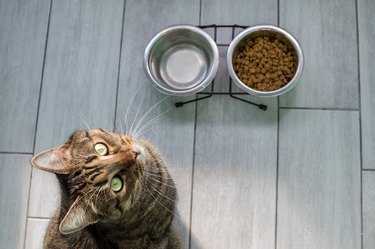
[144,25,219,96]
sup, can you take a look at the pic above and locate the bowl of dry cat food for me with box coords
[227,25,303,97]
[144,25,219,96]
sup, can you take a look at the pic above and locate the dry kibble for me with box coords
[234,36,297,91]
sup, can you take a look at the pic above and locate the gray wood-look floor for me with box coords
[0,0,373,248]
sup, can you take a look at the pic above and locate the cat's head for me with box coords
[31,129,149,234]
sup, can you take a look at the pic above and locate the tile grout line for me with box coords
[27,216,51,220]
[362,169,375,172]
[275,1,280,249]
[23,0,53,248]
[188,99,198,249]
[355,0,364,248]
[0,151,33,155]
[31,0,53,165]
[113,0,127,133]
[277,0,280,28]
[275,97,280,249]
[280,107,359,112]
[198,0,202,25]
[188,1,203,248]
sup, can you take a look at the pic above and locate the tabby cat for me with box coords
[31,128,181,249]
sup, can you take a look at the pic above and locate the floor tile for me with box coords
[358,0,375,169]
[0,0,50,152]
[201,0,277,24]
[191,1,278,246]
[25,218,49,249]
[191,95,278,249]
[363,171,375,249]
[279,0,359,109]
[28,170,60,218]
[0,154,31,249]
[277,110,361,249]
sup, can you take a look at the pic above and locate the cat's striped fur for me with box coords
[31,129,181,249]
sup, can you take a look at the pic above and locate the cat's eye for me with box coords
[111,176,123,192]
[94,143,108,156]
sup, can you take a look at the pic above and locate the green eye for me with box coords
[111,177,123,192]
[94,143,108,156]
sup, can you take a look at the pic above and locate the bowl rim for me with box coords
[226,24,304,97]
[144,24,219,96]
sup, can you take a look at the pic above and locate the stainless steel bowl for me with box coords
[144,25,219,96]
[227,25,304,97]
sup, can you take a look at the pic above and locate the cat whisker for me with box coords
[131,96,169,137]
[144,179,179,205]
[145,176,189,194]
[137,179,162,213]
[75,112,91,131]
[133,125,155,139]
[144,173,190,191]
[145,174,175,182]
[85,186,104,213]
[143,174,176,191]
[142,184,182,220]
[145,167,192,174]
[133,107,172,139]
[94,185,106,206]
[77,190,96,214]
[144,168,178,180]
[141,130,157,142]
[98,187,107,204]
[124,84,144,135]
[143,170,173,180]
[129,91,146,136]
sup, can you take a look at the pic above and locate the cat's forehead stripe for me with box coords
[85,129,122,147]
[85,131,93,142]
[99,128,111,135]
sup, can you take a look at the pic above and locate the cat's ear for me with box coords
[59,197,99,234]
[31,145,71,174]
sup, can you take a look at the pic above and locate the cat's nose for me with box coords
[133,144,145,162]
[133,150,140,158]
